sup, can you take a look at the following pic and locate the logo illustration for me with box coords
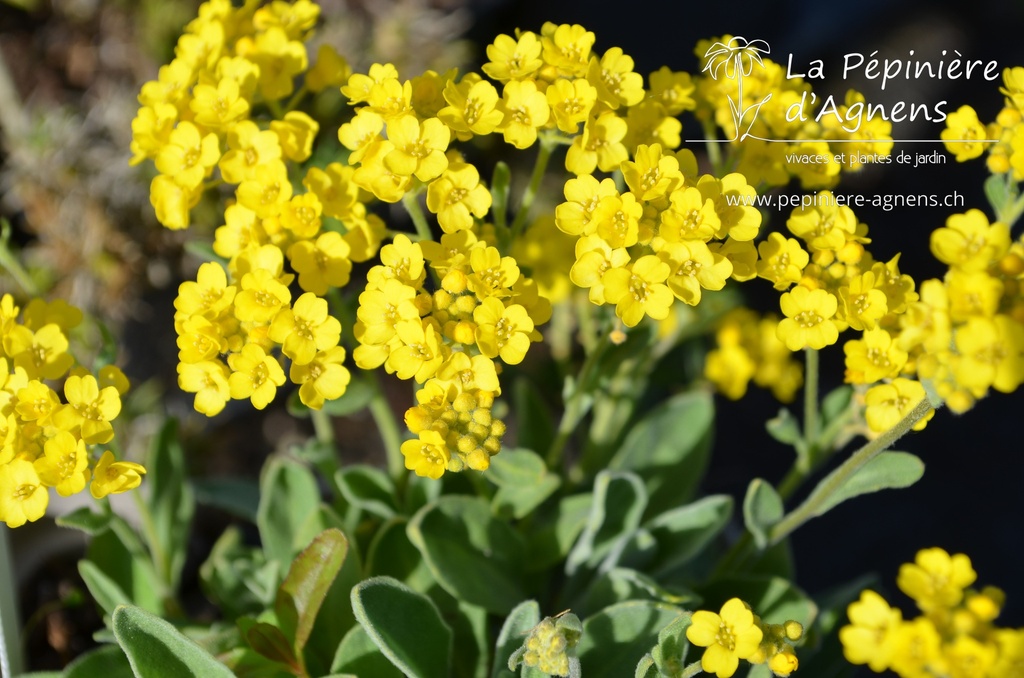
[702,36,773,141]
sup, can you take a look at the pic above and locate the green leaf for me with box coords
[335,465,397,520]
[79,560,133,618]
[192,477,260,522]
[525,493,592,572]
[199,526,279,620]
[183,240,226,265]
[243,621,299,669]
[743,479,784,550]
[608,391,714,513]
[584,568,699,614]
[487,449,561,519]
[491,600,541,678]
[821,386,853,424]
[85,518,163,615]
[112,605,234,677]
[257,456,321,569]
[576,601,684,678]
[514,378,555,453]
[985,172,1013,215]
[56,507,112,535]
[350,576,452,678]
[331,625,403,677]
[699,576,817,627]
[650,613,692,677]
[635,654,658,678]
[365,517,433,592]
[765,408,801,446]
[275,528,349,656]
[804,451,925,519]
[407,496,527,614]
[645,495,733,575]
[146,418,195,593]
[62,644,133,678]
[566,471,647,575]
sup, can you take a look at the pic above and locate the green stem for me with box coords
[266,98,285,119]
[284,84,308,114]
[680,659,704,677]
[545,332,613,469]
[701,121,722,173]
[802,348,819,466]
[368,372,406,481]
[767,397,936,545]
[0,528,22,678]
[0,221,39,296]
[311,408,335,445]
[129,490,181,616]
[509,136,555,242]
[401,191,434,243]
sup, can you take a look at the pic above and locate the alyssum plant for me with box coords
[3,1,1024,676]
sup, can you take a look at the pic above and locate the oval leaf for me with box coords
[645,495,733,575]
[331,625,403,677]
[257,457,321,569]
[609,391,714,513]
[566,471,647,575]
[743,479,784,550]
[576,601,684,678]
[806,451,925,519]
[407,496,527,614]
[351,576,452,678]
[112,605,235,677]
[491,600,541,678]
[275,528,349,654]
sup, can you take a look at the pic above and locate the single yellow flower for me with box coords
[686,598,764,678]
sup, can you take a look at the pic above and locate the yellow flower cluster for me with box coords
[942,67,1024,175]
[352,231,549,477]
[694,36,893,189]
[556,144,762,327]
[704,308,803,402]
[686,597,803,678]
[174,256,353,415]
[841,547,1024,677]
[0,295,141,528]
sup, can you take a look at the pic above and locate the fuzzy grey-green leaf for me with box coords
[112,605,234,677]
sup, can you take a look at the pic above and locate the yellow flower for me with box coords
[776,286,839,351]
[888,618,941,678]
[839,590,902,672]
[540,23,594,78]
[269,293,342,365]
[864,378,933,434]
[5,323,74,381]
[498,80,550,149]
[234,268,292,324]
[90,451,147,499]
[384,115,450,182]
[55,374,122,444]
[401,429,449,479]
[227,343,286,409]
[237,161,294,218]
[662,240,733,306]
[930,209,1010,273]
[686,598,764,678]
[438,76,504,139]
[756,233,809,291]
[587,46,645,109]
[245,26,307,101]
[386,319,446,383]
[177,359,231,416]
[555,175,618,236]
[838,271,888,331]
[591,191,643,249]
[545,77,597,134]
[602,255,673,327]
[473,298,534,365]
[941,105,990,161]
[898,547,977,613]
[565,111,628,175]
[175,261,236,319]
[0,459,49,528]
[287,231,353,296]
[787,196,856,252]
[34,431,89,497]
[953,315,1024,394]
[271,111,320,163]
[482,32,543,83]
[569,235,631,304]
[622,144,683,202]
[156,122,220,190]
[189,77,248,130]
[306,44,351,92]
[290,346,351,410]
[843,328,907,384]
[426,162,492,233]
